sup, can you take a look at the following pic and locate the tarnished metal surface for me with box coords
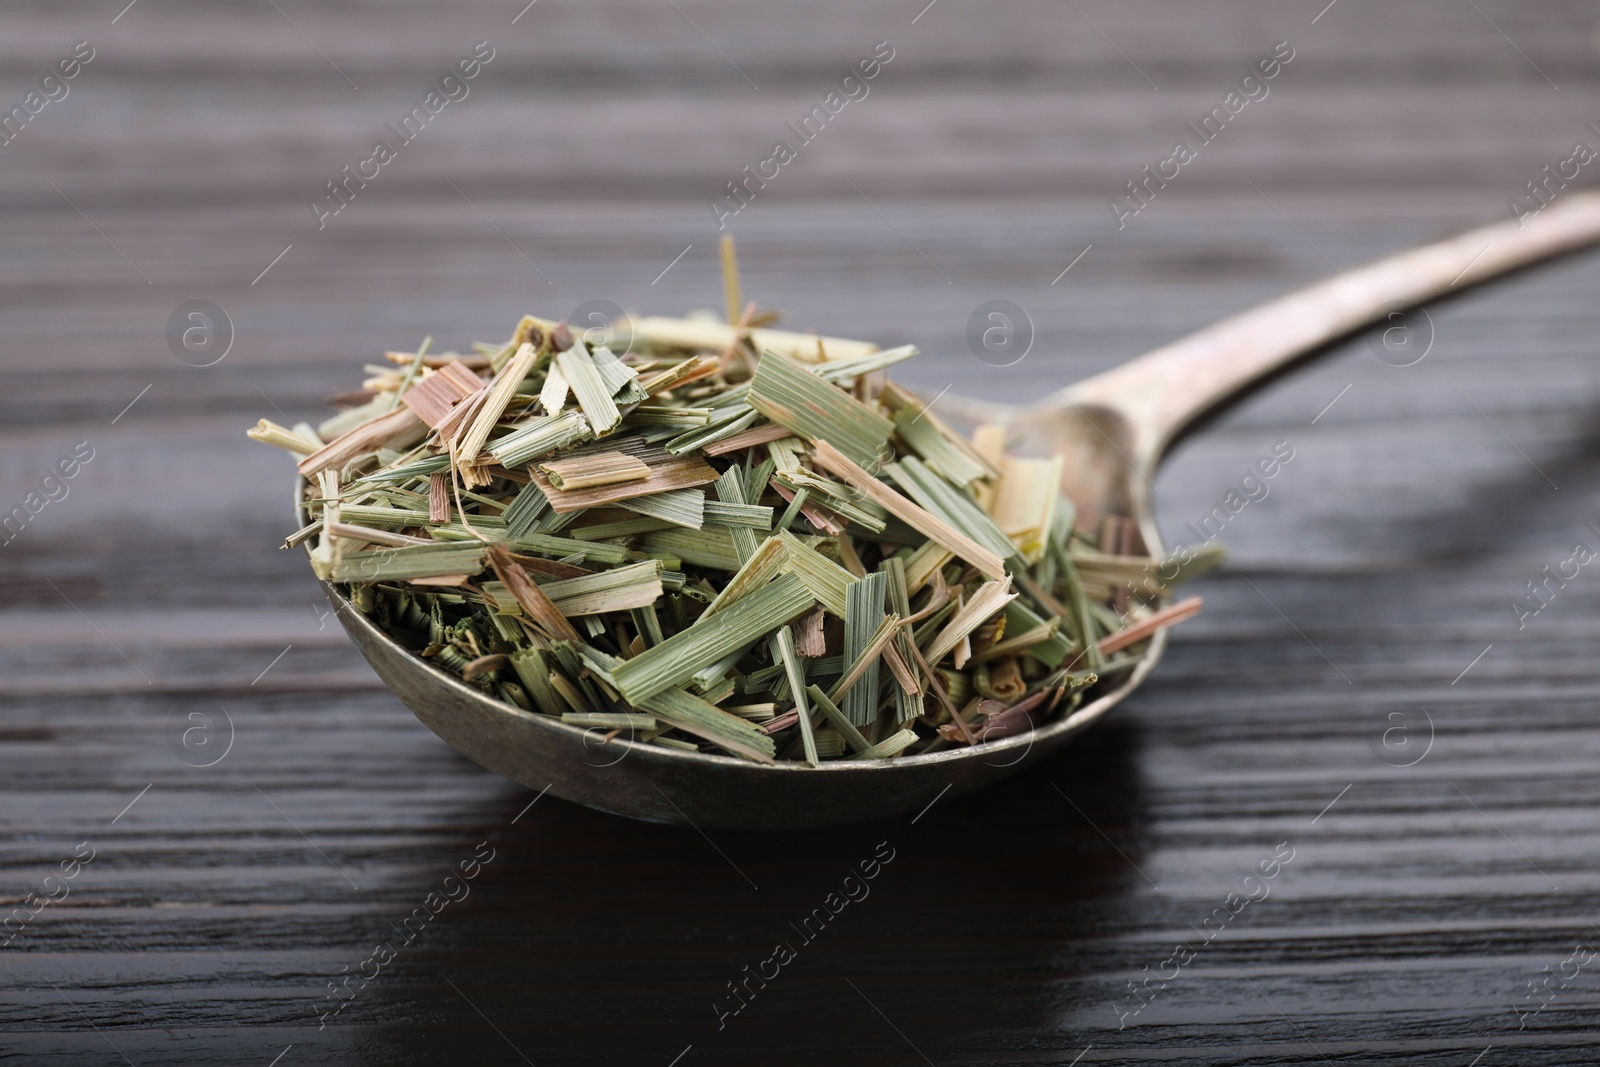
[324,573,1164,830]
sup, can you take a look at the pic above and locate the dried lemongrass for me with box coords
[618,488,706,529]
[325,521,431,548]
[456,342,538,473]
[298,406,426,479]
[617,315,879,364]
[828,613,902,707]
[988,452,1066,565]
[490,412,593,468]
[805,684,872,754]
[748,353,894,469]
[771,626,818,767]
[885,457,1016,564]
[530,560,665,617]
[253,288,1203,769]
[539,451,651,490]
[923,577,1018,666]
[811,441,1007,581]
[1097,595,1204,656]
[327,542,486,583]
[611,574,814,704]
[533,453,719,512]
[248,419,320,455]
[842,572,887,725]
[639,355,719,396]
[402,362,483,427]
[557,344,622,435]
[487,544,584,644]
[631,685,776,763]
[539,362,569,417]
[880,383,996,487]
[855,729,918,759]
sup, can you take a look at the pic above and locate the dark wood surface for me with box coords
[6,1,1600,1063]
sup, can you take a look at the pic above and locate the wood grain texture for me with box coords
[4,0,1600,1063]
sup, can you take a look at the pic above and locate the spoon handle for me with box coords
[1061,192,1600,467]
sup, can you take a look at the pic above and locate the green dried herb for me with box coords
[255,277,1203,767]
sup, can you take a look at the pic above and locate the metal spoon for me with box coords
[323,194,1600,830]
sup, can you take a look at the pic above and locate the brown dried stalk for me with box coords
[486,544,583,644]
[810,440,1007,580]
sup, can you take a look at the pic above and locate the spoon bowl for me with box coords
[320,194,1600,829]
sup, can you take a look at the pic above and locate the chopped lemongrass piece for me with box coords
[664,406,759,455]
[634,685,776,763]
[618,315,879,363]
[827,613,902,707]
[530,560,665,617]
[880,556,922,722]
[842,572,887,726]
[923,577,1018,666]
[748,352,894,469]
[774,533,854,616]
[703,422,795,456]
[428,472,450,523]
[722,702,778,720]
[630,405,712,427]
[487,411,593,467]
[325,522,432,548]
[557,344,622,435]
[592,347,646,404]
[712,468,758,564]
[248,419,320,455]
[539,451,651,490]
[298,406,427,479]
[538,361,569,416]
[811,440,1007,580]
[882,385,996,486]
[611,573,814,704]
[804,685,873,754]
[456,342,539,473]
[989,453,1065,564]
[402,361,483,427]
[701,535,788,618]
[885,457,1016,564]
[327,543,486,583]
[501,480,551,539]
[969,619,1060,664]
[533,453,719,513]
[771,626,818,767]
[999,600,1074,667]
[508,532,629,565]
[486,544,583,644]
[617,488,706,529]
[811,344,918,383]
[639,527,742,571]
[339,503,502,528]
[774,487,808,534]
[1097,596,1203,656]
[639,355,720,396]
[704,500,773,530]
[853,728,919,760]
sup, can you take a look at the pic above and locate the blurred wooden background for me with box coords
[4,1,1600,1063]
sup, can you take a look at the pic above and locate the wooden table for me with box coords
[5,1,1600,1062]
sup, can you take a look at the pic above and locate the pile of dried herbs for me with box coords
[251,294,1202,766]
